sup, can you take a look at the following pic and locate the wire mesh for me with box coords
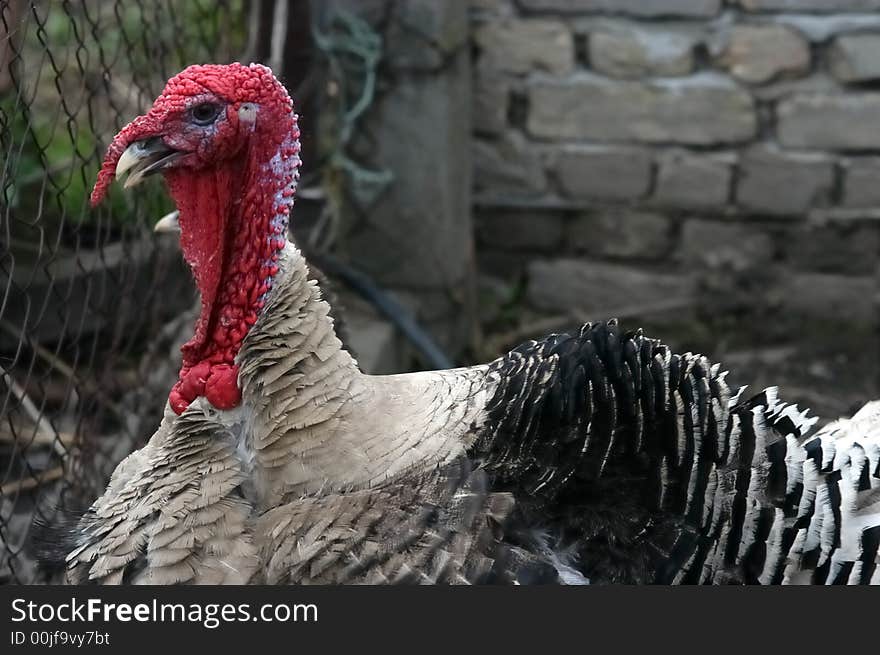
[0,0,247,584]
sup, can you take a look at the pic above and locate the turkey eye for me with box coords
[191,102,221,125]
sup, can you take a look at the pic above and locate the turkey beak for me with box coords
[115,138,183,189]
[154,210,180,233]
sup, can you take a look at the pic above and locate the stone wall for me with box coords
[470,0,880,355]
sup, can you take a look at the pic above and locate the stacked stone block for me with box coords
[470,0,880,338]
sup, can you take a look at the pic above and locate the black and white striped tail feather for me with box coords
[477,320,880,584]
[787,400,880,585]
[786,398,880,585]
[478,321,730,580]
[652,383,816,585]
[708,386,880,585]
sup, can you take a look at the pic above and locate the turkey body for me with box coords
[61,63,880,585]
[61,243,880,585]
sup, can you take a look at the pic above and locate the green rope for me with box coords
[312,9,392,209]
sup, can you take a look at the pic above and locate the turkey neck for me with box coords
[165,127,300,414]
[235,245,496,507]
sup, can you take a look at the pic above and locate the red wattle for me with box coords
[164,128,298,415]
[93,64,301,415]
[168,362,242,414]
[179,361,211,398]
[204,364,242,409]
[168,387,189,415]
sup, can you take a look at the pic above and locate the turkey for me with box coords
[47,63,880,585]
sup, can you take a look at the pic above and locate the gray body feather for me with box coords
[56,244,880,585]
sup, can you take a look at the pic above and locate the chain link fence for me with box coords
[0,0,248,584]
[0,0,428,586]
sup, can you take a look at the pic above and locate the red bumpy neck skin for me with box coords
[166,118,301,415]
[90,63,302,415]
